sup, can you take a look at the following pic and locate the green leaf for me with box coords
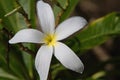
[60,0,79,22]
[0,68,20,80]
[51,64,66,79]
[57,0,68,9]
[18,0,36,28]
[67,12,120,52]
[0,29,32,79]
[22,52,34,79]
[53,0,79,24]
[0,0,17,30]
[0,33,21,79]
[29,0,36,28]
[53,4,62,25]
[0,0,37,79]
[0,0,28,32]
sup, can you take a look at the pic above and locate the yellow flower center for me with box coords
[44,34,56,46]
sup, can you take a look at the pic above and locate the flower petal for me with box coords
[55,16,87,40]
[9,29,44,44]
[54,42,84,73]
[37,1,55,34]
[35,45,53,80]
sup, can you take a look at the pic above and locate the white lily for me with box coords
[9,1,87,80]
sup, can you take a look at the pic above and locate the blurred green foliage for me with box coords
[0,0,120,80]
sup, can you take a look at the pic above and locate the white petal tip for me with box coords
[76,65,84,74]
[8,38,20,44]
[80,71,83,74]
[9,39,19,44]
[9,39,14,44]
[54,42,84,74]
[55,16,87,40]
[75,69,84,74]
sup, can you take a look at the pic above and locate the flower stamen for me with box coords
[44,34,56,46]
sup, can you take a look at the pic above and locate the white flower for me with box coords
[9,1,87,80]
